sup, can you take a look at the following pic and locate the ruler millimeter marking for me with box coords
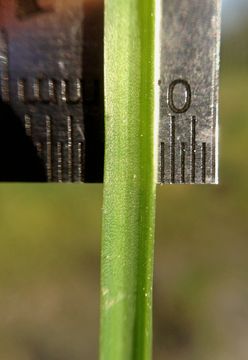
[158,0,221,184]
[0,0,104,183]
[0,1,220,184]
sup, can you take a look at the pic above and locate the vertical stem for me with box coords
[101,0,158,359]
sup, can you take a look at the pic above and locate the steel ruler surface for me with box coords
[0,0,221,183]
[158,0,221,184]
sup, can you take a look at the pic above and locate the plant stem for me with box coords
[101,0,158,359]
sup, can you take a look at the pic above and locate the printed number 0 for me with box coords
[168,79,191,114]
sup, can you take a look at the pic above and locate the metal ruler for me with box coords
[0,0,220,183]
[0,0,104,182]
[158,0,221,184]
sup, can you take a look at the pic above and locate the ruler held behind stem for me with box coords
[158,0,221,184]
[0,0,220,183]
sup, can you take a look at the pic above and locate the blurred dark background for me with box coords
[0,0,248,358]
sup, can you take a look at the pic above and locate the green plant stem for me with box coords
[100,0,158,359]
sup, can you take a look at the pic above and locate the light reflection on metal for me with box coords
[0,0,221,184]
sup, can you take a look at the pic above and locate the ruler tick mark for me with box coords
[0,30,10,102]
[158,0,220,185]
[67,116,73,182]
[77,142,85,182]
[49,79,57,102]
[78,142,82,182]
[57,142,63,183]
[202,143,206,184]
[18,79,26,102]
[191,116,196,183]
[46,115,52,182]
[24,114,32,137]
[33,78,41,101]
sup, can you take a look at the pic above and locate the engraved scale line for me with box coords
[48,79,56,103]
[17,79,25,102]
[78,143,82,182]
[0,30,10,102]
[17,78,83,104]
[191,116,196,183]
[72,78,82,104]
[170,116,176,184]
[67,116,73,182]
[57,142,63,183]
[181,142,186,184]
[33,78,41,101]
[46,115,52,182]
[60,79,67,102]
[24,114,32,137]
[78,142,85,182]
[202,143,206,184]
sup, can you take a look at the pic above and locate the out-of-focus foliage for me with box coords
[222,23,248,71]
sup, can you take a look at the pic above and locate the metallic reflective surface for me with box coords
[158,0,221,184]
[0,0,104,182]
[0,0,221,184]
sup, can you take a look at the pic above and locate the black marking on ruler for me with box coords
[33,78,41,101]
[168,79,192,114]
[67,115,73,182]
[61,80,67,103]
[48,79,57,103]
[56,142,63,183]
[170,116,176,183]
[24,114,32,137]
[0,29,10,103]
[212,108,217,183]
[181,142,186,184]
[23,113,85,182]
[17,78,83,104]
[158,0,220,185]
[191,116,196,183]
[17,79,25,102]
[160,142,165,183]
[40,78,57,104]
[202,143,206,183]
[61,79,82,104]
[46,115,52,182]
[78,142,85,182]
